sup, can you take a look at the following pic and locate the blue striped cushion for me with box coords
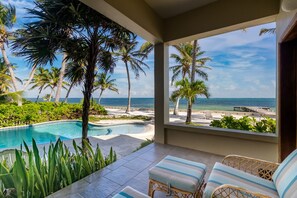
[203,162,279,198]
[272,149,297,198]
[149,155,206,193]
[112,186,150,198]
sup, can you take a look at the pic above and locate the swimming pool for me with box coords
[0,121,147,149]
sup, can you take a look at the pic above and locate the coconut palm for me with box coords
[55,53,67,103]
[139,41,153,59]
[172,79,210,123]
[0,58,22,96]
[259,28,276,36]
[115,39,150,113]
[0,59,13,94]
[29,67,50,102]
[170,42,211,115]
[13,0,133,143]
[170,42,211,82]
[94,73,118,104]
[45,67,68,101]
[64,61,85,103]
[0,3,21,104]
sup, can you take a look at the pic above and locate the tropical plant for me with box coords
[139,41,153,59]
[0,139,116,197]
[115,38,150,113]
[0,59,13,94]
[170,42,211,115]
[210,116,276,133]
[27,67,49,102]
[12,0,133,144]
[45,67,68,102]
[93,73,118,104]
[64,61,85,103]
[0,59,22,103]
[0,3,18,95]
[55,53,68,103]
[259,28,276,36]
[172,79,210,123]
[0,102,107,128]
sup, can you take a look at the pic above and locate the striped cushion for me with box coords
[112,186,150,198]
[203,162,279,198]
[272,149,297,198]
[149,155,206,193]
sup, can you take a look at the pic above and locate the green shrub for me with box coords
[0,102,107,128]
[0,139,116,197]
[134,138,154,151]
[210,116,276,133]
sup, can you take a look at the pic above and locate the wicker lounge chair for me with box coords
[203,149,297,198]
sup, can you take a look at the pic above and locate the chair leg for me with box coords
[148,180,155,197]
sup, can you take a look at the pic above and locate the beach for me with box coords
[104,107,276,127]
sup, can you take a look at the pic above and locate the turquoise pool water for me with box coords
[0,121,147,149]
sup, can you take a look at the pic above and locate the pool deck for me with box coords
[48,143,223,198]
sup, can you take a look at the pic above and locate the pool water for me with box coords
[0,121,147,149]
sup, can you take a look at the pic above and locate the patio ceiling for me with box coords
[144,0,218,19]
[80,0,280,44]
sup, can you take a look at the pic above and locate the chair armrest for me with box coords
[222,155,279,180]
[212,184,271,198]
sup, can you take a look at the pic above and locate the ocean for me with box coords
[26,98,276,111]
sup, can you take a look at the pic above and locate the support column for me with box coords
[278,40,297,161]
[154,43,169,144]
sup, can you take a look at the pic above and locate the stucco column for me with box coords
[154,43,169,144]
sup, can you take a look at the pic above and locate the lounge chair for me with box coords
[203,149,297,197]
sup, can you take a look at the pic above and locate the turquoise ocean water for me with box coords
[27,98,276,111]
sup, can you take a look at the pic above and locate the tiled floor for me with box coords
[49,143,223,198]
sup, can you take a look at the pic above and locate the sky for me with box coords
[3,0,276,99]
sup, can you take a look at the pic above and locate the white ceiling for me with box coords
[144,0,218,19]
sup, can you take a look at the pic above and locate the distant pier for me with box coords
[233,106,275,116]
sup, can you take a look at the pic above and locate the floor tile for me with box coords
[104,166,139,185]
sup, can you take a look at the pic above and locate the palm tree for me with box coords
[139,41,153,59]
[0,58,23,103]
[115,39,149,113]
[0,3,21,104]
[172,79,210,123]
[0,59,13,94]
[45,67,68,101]
[94,73,119,104]
[55,53,67,103]
[29,67,50,102]
[64,61,85,103]
[13,0,133,144]
[259,28,276,36]
[170,42,211,115]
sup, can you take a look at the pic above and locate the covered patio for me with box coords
[49,143,222,197]
[52,0,297,197]
[79,0,297,163]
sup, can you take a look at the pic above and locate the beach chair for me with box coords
[203,149,297,198]
[204,111,213,120]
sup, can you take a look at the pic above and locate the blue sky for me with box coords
[4,0,276,99]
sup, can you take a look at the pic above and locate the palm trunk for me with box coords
[64,81,74,103]
[49,89,54,102]
[98,89,104,104]
[36,88,43,102]
[82,34,99,146]
[191,40,197,82]
[23,64,37,91]
[173,97,180,115]
[55,53,67,103]
[186,100,192,123]
[1,45,22,106]
[124,61,131,113]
